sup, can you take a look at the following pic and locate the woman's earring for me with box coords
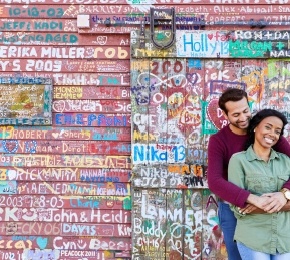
[254,129,256,132]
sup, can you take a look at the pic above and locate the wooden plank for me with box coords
[0,126,131,141]
[0,0,286,4]
[0,35,128,46]
[52,99,131,113]
[130,58,151,165]
[0,249,130,260]
[0,3,149,16]
[184,59,205,165]
[0,72,130,86]
[164,189,185,260]
[0,154,131,169]
[166,59,188,164]
[0,46,129,60]
[147,58,170,164]
[79,24,139,34]
[0,222,131,236]
[14,181,131,195]
[84,9,290,21]
[53,86,130,100]
[0,236,131,250]
[0,32,79,45]
[79,12,197,34]
[0,207,131,223]
[79,13,290,34]
[1,4,146,16]
[2,5,71,18]
[52,113,130,127]
[204,14,290,28]
[132,188,168,259]
[0,195,129,209]
[0,18,74,32]
[201,189,225,259]
[0,140,131,155]
[0,46,130,60]
[0,167,131,182]
[0,59,129,73]
[0,32,130,49]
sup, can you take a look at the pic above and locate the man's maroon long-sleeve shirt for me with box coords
[207,124,290,208]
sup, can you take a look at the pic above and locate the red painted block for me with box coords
[52,99,131,113]
[2,34,128,46]
[53,86,130,99]
[0,167,80,182]
[0,167,131,182]
[15,181,131,196]
[0,236,131,250]
[0,222,132,237]
[0,207,131,223]
[0,139,131,155]
[0,154,131,168]
[0,72,130,86]
[0,58,129,72]
[53,113,131,127]
[0,195,129,209]
[0,249,131,259]
[0,126,131,141]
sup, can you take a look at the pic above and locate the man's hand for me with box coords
[238,204,264,214]
[261,192,287,213]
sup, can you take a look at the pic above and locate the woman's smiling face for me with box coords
[254,116,283,149]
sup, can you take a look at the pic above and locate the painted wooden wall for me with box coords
[0,2,132,260]
[0,0,290,260]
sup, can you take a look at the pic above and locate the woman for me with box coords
[228,109,290,260]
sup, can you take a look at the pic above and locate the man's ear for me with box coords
[221,110,228,120]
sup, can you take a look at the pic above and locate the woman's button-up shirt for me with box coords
[228,145,290,254]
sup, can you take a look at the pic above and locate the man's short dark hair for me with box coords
[218,88,248,114]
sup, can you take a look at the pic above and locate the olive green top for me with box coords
[228,145,290,254]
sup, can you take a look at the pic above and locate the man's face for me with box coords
[223,97,252,133]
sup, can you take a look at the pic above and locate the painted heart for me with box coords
[96,36,107,45]
[206,98,228,130]
[52,100,65,113]
[207,34,213,40]
[205,247,211,255]
[187,73,198,85]
[2,140,18,153]
[36,237,48,250]
[165,31,172,38]
[52,133,59,139]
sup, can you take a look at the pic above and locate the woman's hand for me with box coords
[246,194,272,210]
[261,192,287,213]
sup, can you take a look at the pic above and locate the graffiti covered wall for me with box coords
[130,30,290,260]
[1,0,290,259]
[0,1,132,259]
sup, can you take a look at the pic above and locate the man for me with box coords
[207,88,290,260]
